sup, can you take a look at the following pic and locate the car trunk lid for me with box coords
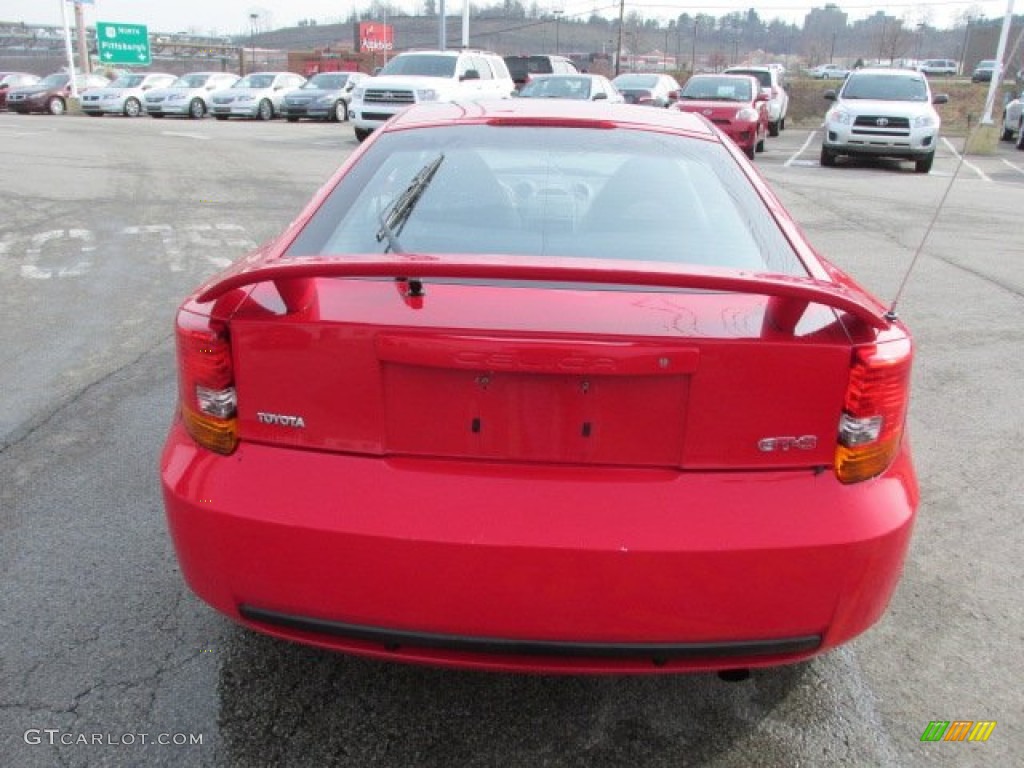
[198,256,888,470]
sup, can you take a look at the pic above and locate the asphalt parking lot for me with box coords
[1,113,1021,767]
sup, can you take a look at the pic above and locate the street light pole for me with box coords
[690,20,698,74]
[249,13,258,75]
[615,0,625,76]
[553,10,563,55]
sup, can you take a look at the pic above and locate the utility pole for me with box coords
[981,0,1015,124]
[614,0,624,76]
[74,1,90,74]
[690,20,698,74]
[439,0,447,51]
[249,13,258,75]
[554,10,563,55]
[60,0,78,98]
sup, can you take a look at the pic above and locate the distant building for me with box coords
[802,5,848,63]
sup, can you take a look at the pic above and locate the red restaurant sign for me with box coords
[357,23,393,53]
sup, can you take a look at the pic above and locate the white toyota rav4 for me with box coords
[349,49,515,142]
[820,68,949,174]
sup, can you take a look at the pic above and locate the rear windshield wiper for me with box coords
[376,153,445,254]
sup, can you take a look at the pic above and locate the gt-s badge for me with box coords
[758,435,817,452]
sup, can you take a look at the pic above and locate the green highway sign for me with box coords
[96,22,151,65]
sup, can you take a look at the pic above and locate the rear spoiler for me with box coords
[195,253,891,331]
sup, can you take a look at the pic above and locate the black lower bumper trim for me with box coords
[239,605,822,661]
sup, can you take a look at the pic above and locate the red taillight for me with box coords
[835,338,912,483]
[176,310,237,454]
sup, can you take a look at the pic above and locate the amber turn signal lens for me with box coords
[181,404,238,455]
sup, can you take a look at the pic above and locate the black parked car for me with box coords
[504,55,579,91]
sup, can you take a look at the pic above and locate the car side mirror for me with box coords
[593,92,607,100]
[824,90,837,101]
[932,93,949,105]
[460,70,480,81]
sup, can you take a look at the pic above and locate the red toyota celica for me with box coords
[161,99,918,675]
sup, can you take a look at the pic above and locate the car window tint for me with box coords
[842,74,928,101]
[380,55,457,78]
[287,125,804,276]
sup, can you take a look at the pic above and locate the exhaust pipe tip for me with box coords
[717,668,751,683]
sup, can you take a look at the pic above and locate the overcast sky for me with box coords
[2,0,1008,36]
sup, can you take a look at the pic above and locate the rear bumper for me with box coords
[161,421,918,673]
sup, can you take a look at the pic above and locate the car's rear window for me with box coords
[286,124,805,276]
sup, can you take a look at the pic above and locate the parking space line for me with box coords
[941,137,991,181]
[161,131,211,141]
[785,130,819,167]
[1001,158,1024,175]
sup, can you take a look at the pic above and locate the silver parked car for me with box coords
[1001,89,1024,142]
[611,73,681,108]
[280,71,365,122]
[210,71,307,121]
[80,72,177,117]
[145,72,240,119]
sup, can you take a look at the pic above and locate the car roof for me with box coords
[528,73,602,80]
[849,67,923,76]
[384,98,715,137]
[688,73,757,81]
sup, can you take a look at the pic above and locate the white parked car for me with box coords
[1002,89,1024,142]
[917,59,958,76]
[210,71,307,121]
[349,49,514,142]
[820,68,949,174]
[724,65,789,136]
[807,63,850,80]
[144,72,240,119]
[80,72,177,117]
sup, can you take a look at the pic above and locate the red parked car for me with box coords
[674,74,769,159]
[161,99,918,675]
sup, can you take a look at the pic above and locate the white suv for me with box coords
[349,49,514,142]
[820,68,949,174]
[723,65,788,136]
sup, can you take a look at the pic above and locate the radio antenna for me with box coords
[886,126,973,322]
